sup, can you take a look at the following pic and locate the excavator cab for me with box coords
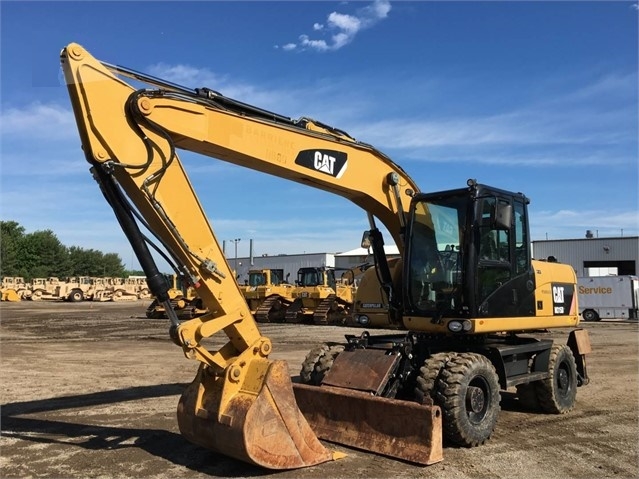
[403,181,540,324]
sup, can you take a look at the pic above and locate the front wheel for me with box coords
[435,352,501,447]
[415,352,457,403]
[299,343,344,385]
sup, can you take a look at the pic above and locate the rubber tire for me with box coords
[536,344,578,414]
[435,352,501,447]
[31,289,44,301]
[415,352,457,403]
[582,309,600,322]
[300,343,344,385]
[69,290,84,302]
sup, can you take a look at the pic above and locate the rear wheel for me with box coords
[300,343,344,385]
[582,309,600,322]
[138,288,151,299]
[69,290,84,302]
[435,352,501,447]
[31,289,44,301]
[537,344,577,414]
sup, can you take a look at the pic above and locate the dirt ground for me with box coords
[1,300,637,479]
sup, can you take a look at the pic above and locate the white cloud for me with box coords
[278,0,391,52]
[348,72,637,163]
[147,63,225,90]
[355,109,632,151]
[0,103,77,139]
[146,63,300,113]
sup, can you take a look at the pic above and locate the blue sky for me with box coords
[1,1,637,270]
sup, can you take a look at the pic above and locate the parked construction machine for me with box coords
[65,276,96,301]
[241,269,295,323]
[93,276,151,301]
[61,43,591,470]
[146,274,207,320]
[1,277,31,301]
[285,267,356,325]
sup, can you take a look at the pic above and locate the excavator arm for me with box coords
[62,42,418,357]
[61,43,441,468]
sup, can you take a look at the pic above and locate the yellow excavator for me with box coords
[61,43,591,470]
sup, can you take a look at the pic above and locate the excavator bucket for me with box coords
[177,359,334,469]
[293,383,443,465]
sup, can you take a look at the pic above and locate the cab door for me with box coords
[475,195,535,317]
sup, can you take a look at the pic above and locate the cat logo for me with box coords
[314,151,336,175]
[553,285,565,304]
[550,283,574,316]
[294,149,348,178]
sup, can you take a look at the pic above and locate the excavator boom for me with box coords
[61,43,440,468]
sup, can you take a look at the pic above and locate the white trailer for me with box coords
[577,276,639,321]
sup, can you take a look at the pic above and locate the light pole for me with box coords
[231,238,241,273]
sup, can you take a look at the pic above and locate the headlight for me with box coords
[358,315,370,326]
[448,320,463,333]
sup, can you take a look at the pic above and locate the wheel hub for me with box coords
[558,368,569,391]
[466,385,485,413]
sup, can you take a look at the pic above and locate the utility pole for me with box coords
[231,238,241,273]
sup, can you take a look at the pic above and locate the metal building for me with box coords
[226,245,401,286]
[532,236,638,277]
[335,246,400,270]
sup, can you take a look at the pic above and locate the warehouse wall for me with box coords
[532,236,638,277]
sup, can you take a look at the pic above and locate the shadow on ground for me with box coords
[1,384,269,477]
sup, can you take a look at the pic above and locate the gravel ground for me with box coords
[1,300,637,478]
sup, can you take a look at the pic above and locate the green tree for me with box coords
[68,247,126,277]
[1,221,127,279]
[18,230,70,280]
[102,252,126,277]
[0,221,26,277]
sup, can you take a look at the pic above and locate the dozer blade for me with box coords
[293,383,443,466]
[177,359,334,469]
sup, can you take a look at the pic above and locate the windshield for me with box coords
[248,272,266,286]
[297,269,320,287]
[407,194,467,315]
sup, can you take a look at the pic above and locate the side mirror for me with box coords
[360,230,372,249]
[492,202,512,230]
